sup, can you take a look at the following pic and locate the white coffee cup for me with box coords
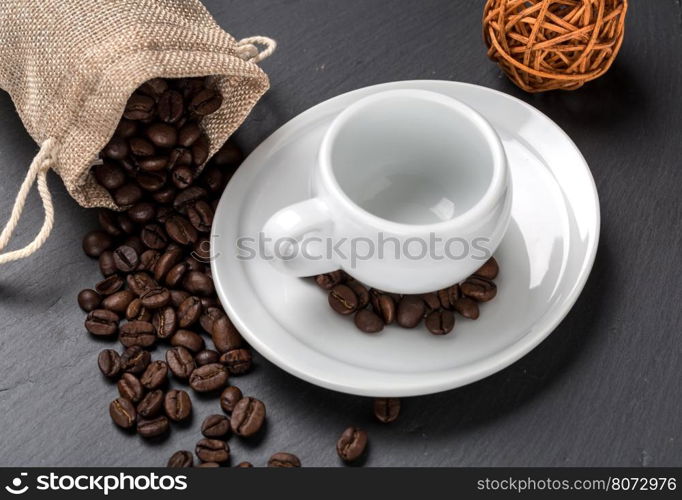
[261,89,512,294]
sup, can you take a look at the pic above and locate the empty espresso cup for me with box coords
[262,89,512,293]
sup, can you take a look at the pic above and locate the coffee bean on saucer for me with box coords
[336,427,368,463]
[220,386,242,414]
[219,349,252,375]
[231,397,265,437]
[421,292,441,315]
[397,296,425,328]
[97,349,121,378]
[453,297,480,320]
[170,329,205,353]
[137,390,164,418]
[119,320,156,348]
[474,257,499,280]
[460,276,497,302]
[425,309,455,335]
[189,363,228,392]
[211,315,243,353]
[348,281,370,308]
[370,290,396,324]
[110,397,136,429]
[195,438,230,464]
[140,360,168,390]
[138,415,170,438]
[167,450,194,468]
[83,230,113,258]
[201,414,231,439]
[102,290,136,314]
[373,398,400,423]
[315,270,345,290]
[120,346,151,374]
[117,373,145,403]
[85,309,119,336]
[268,453,301,468]
[195,349,220,367]
[166,346,196,380]
[328,284,358,315]
[164,389,192,422]
[354,309,384,333]
[78,289,101,312]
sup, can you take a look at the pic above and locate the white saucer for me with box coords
[211,81,600,397]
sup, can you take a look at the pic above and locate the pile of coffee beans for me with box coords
[314,257,499,335]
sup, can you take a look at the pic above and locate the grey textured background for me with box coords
[1,0,681,467]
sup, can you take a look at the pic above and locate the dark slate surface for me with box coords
[1,1,681,467]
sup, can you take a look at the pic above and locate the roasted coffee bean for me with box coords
[177,121,202,147]
[231,397,265,437]
[170,329,205,353]
[158,90,184,123]
[141,360,168,390]
[137,416,170,438]
[196,462,220,468]
[425,309,455,335]
[460,276,497,302]
[329,285,358,315]
[182,271,214,296]
[102,290,136,314]
[315,271,345,290]
[126,298,151,322]
[115,118,138,139]
[195,438,230,464]
[235,462,253,468]
[167,450,193,468]
[164,389,192,422]
[83,230,113,258]
[154,247,183,281]
[474,257,499,280]
[173,186,207,213]
[191,134,209,166]
[196,349,220,367]
[138,78,168,99]
[397,296,425,328]
[95,274,124,296]
[127,202,156,224]
[152,186,177,204]
[78,289,101,312]
[212,140,243,166]
[117,373,145,403]
[422,292,441,314]
[93,162,126,191]
[189,363,228,392]
[136,171,167,191]
[170,289,191,308]
[123,235,145,256]
[187,200,213,232]
[453,297,480,319]
[176,296,202,328]
[211,315,242,353]
[199,296,218,309]
[268,453,301,468]
[371,292,396,324]
[373,398,400,423]
[336,427,368,463]
[113,183,143,207]
[165,262,188,287]
[124,93,155,120]
[190,89,223,116]
[141,224,168,250]
[220,386,243,414]
[110,397,136,429]
[166,346,195,380]
[171,164,194,190]
[200,306,225,334]
[137,389,164,418]
[219,349,252,375]
[354,309,384,333]
[152,306,177,338]
[168,147,193,168]
[146,122,177,149]
[165,215,197,245]
[97,349,121,378]
[98,210,125,236]
[85,309,118,336]
[200,165,224,193]
[120,346,151,374]
[98,251,117,277]
[138,250,160,272]
[138,155,169,172]
[347,281,370,308]
[111,245,139,272]
[437,285,459,310]
[119,320,156,347]
[140,287,171,309]
[201,414,231,438]
[103,137,129,160]
[177,76,206,98]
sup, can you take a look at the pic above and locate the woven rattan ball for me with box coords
[483,0,628,93]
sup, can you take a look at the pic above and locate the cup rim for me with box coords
[318,88,508,233]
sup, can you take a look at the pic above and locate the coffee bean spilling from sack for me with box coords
[316,256,499,335]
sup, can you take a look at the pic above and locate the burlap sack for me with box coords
[0,0,275,264]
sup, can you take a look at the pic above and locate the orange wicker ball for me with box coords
[483,0,628,93]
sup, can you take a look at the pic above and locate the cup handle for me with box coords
[261,197,337,277]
